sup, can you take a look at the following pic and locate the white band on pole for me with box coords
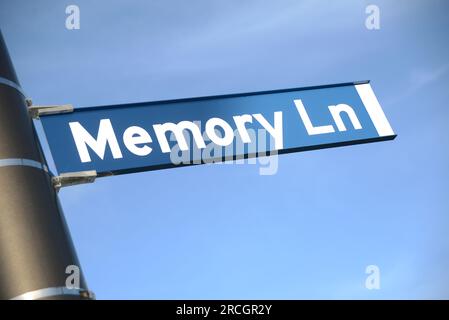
[10,287,95,300]
[0,76,26,97]
[0,158,49,172]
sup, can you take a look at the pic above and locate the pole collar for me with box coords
[10,287,95,300]
[0,76,27,97]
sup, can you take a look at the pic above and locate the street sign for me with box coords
[39,81,395,176]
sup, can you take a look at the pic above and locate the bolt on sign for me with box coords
[38,81,395,177]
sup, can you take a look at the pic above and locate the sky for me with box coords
[0,0,448,299]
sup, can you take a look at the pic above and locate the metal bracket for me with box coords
[52,170,97,190]
[28,103,74,119]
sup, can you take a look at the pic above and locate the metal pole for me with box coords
[0,31,94,300]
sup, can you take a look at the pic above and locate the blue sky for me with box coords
[1,0,448,299]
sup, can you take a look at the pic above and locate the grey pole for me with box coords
[0,31,94,300]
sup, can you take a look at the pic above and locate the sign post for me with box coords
[0,31,93,300]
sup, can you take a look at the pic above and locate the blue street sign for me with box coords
[39,81,395,176]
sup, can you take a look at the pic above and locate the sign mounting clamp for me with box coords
[52,170,97,190]
[28,103,74,119]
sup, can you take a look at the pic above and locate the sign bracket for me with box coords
[52,170,97,190]
[28,101,74,119]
